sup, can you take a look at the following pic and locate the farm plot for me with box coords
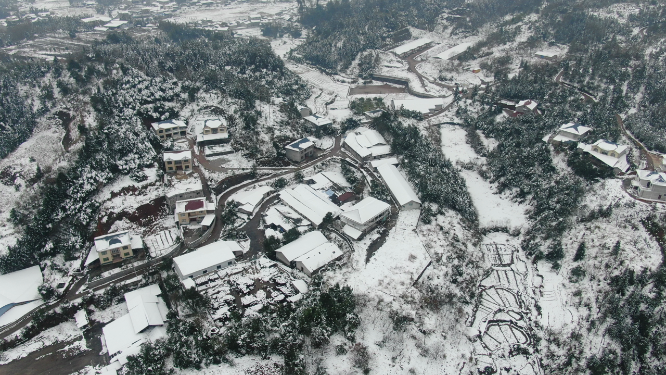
[146,228,180,258]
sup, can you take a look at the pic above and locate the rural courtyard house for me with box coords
[174,197,216,225]
[579,139,630,173]
[274,231,342,276]
[166,179,204,211]
[549,122,592,144]
[285,138,315,162]
[94,230,144,265]
[172,240,241,279]
[343,127,391,161]
[196,118,229,146]
[340,196,391,240]
[163,150,193,173]
[152,119,187,141]
[632,170,666,202]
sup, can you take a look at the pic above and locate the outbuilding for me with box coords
[376,164,421,210]
[173,240,241,279]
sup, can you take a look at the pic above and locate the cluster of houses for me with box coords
[498,99,541,117]
[545,122,666,202]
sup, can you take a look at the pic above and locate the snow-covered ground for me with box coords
[0,321,84,365]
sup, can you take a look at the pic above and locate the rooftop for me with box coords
[376,164,421,207]
[392,38,433,55]
[0,265,43,314]
[294,242,341,273]
[275,231,329,263]
[173,240,240,277]
[637,170,666,186]
[94,231,131,252]
[304,115,333,127]
[163,150,191,162]
[341,197,390,225]
[175,197,214,213]
[279,184,341,226]
[435,42,472,60]
[391,98,451,114]
[343,127,391,159]
[286,137,315,151]
[559,122,592,136]
[151,119,186,131]
[592,139,629,154]
[203,118,227,129]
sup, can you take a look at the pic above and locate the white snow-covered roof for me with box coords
[285,137,315,152]
[376,164,421,207]
[341,197,390,226]
[104,20,128,28]
[163,150,191,162]
[0,265,43,313]
[304,115,333,127]
[579,143,630,172]
[307,171,351,190]
[200,214,215,227]
[558,122,592,136]
[124,284,168,334]
[342,225,364,240]
[294,242,341,275]
[637,170,666,186]
[343,127,391,159]
[279,185,341,226]
[151,119,186,131]
[81,16,112,22]
[535,51,558,58]
[517,100,538,111]
[275,231,329,263]
[321,171,351,188]
[102,313,167,362]
[592,139,629,154]
[173,240,239,277]
[165,179,203,198]
[435,42,472,60]
[94,231,131,253]
[369,157,399,169]
[291,279,308,294]
[74,309,89,328]
[203,118,226,129]
[392,38,432,55]
[197,133,229,143]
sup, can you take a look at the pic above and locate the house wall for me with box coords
[401,201,421,210]
[155,126,187,140]
[636,180,666,201]
[98,244,134,265]
[285,146,314,162]
[178,209,211,224]
[167,190,204,210]
[165,158,192,172]
[176,259,236,279]
[341,209,389,233]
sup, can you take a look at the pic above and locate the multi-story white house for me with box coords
[340,197,391,240]
[196,118,229,146]
[633,170,666,202]
[94,231,143,265]
[163,150,193,173]
[152,119,187,141]
[285,138,315,162]
[551,122,592,144]
[174,197,216,225]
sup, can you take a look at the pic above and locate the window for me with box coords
[123,246,129,250]
[124,253,130,257]
[103,257,109,262]
[111,248,120,255]
[217,265,221,269]
[228,261,233,265]
[647,182,652,188]
[203,270,208,274]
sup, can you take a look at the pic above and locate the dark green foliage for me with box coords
[167,317,229,369]
[545,241,564,268]
[0,77,38,159]
[272,177,288,189]
[124,339,172,375]
[341,159,360,186]
[261,21,302,39]
[369,179,391,204]
[180,287,210,313]
[373,112,477,224]
[350,97,384,115]
[38,284,58,301]
[569,265,586,283]
[319,212,334,230]
[263,235,281,260]
[611,240,621,257]
[573,242,586,261]
[283,228,301,244]
[567,150,615,181]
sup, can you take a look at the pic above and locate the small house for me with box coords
[376,164,421,210]
[173,240,241,279]
[515,100,538,115]
[633,170,666,201]
[340,197,390,240]
[551,122,592,144]
[343,127,391,161]
[578,140,630,173]
[163,150,193,173]
[166,179,204,211]
[174,197,216,225]
[304,115,333,128]
[275,231,342,275]
[285,138,315,162]
[94,231,143,265]
[152,119,187,141]
[229,186,275,214]
[196,118,229,146]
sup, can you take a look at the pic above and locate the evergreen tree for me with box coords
[574,242,586,261]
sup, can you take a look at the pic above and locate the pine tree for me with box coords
[574,242,586,261]
[611,240,621,257]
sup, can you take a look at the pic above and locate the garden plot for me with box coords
[194,257,305,323]
[468,244,542,374]
[146,228,180,258]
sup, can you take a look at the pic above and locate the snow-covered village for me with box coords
[1,0,666,374]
